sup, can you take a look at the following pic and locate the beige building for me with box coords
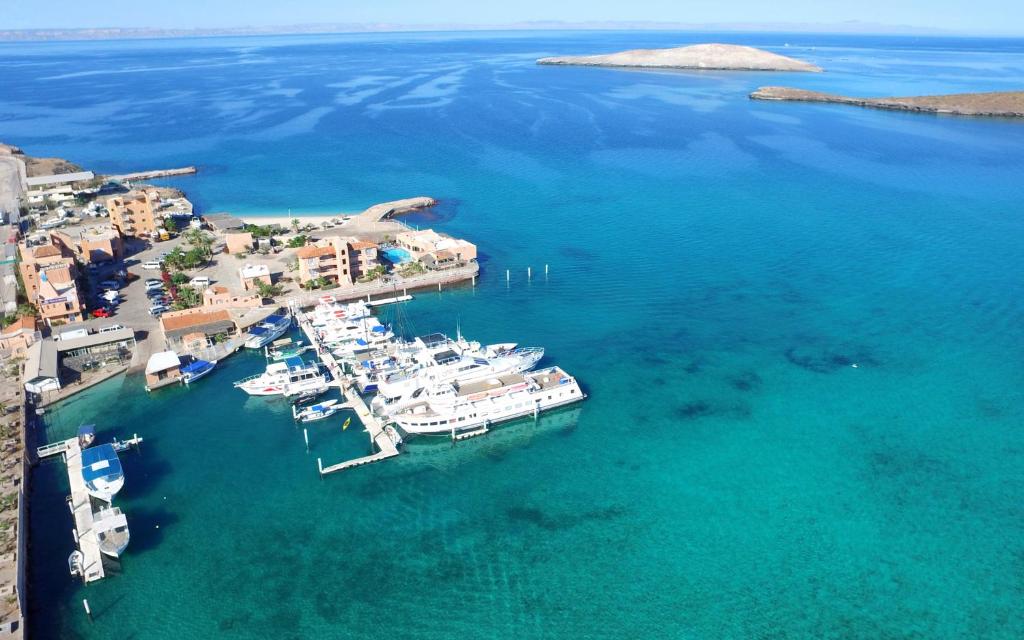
[239,264,272,292]
[203,285,262,309]
[0,316,40,358]
[17,241,85,327]
[395,229,477,265]
[107,189,160,238]
[295,237,379,287]
[224,231,254,255]
[53,226,124,264]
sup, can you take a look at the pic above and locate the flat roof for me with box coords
[203,213,244,230]
[25,171,95,187]
[24,340,59,381]
[55,328,135,352]
[145,350,181,374]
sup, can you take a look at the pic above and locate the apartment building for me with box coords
[296,237,379,287]
[107,189,160,238]
[17,241,85,326]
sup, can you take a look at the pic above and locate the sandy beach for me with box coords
[236,212,349,227]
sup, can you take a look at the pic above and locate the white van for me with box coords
[189,276,210,288]
[99,324,126,333]
[142,260,162,270]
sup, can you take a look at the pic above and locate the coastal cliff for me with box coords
[750,86,1024,118]
[538,43,822,72]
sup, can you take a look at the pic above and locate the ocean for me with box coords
[4,31,1024,638]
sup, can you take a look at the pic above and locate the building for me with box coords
[159,309,237,351]
[224,231,253,254]
[203,213,245,233]
[239,264,272,292]
[0,316,40,359]
[17,241,85,327]
[107,189,160,238]
[395,229,477,265]
[144,351,182,391]
[295,237,379,287]
[202,285,262,309]
[24,171,95,190]
[23,340,60,395]
[53,226,124,264]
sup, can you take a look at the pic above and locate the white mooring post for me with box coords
[527,266,532,281]
[317,457,323,477]
[506,269,510,285]
[545,264,549,278]
[83,599,93,622]
[303,428,309,453]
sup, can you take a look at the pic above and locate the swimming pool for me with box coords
[382,247,411,263]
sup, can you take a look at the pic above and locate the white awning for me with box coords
[145,350,181,375]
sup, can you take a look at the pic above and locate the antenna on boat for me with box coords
[456,316,462,343]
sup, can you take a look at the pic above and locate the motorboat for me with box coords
[292,399,340,422]
[81,444,125,501]
[265,337,309,361]
[94,506,130,557]
[389,367,585,435]
[180,358,216,384]
[233,356,329,397]
[244,313,291,349]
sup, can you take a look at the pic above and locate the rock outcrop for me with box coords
[538,43,822,72]
[750,86,1024,118]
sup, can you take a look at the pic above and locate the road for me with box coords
[0,154,25,222]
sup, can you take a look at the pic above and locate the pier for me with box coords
[104,166,197,182]
[36,435,142,584]
[293,309,400,475]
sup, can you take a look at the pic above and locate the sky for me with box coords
[2,0,1022,35]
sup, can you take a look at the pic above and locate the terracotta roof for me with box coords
[348,240,377,250]
[434,250,456,260]
[1,316,36,335]
[296,245,335,259]
[208,285,229,294]
[33,245,62,259]
[160,309,232,332]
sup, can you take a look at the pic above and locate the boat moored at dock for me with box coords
[244,313,291,349]
[233,356,329,397]
[389,366,585,435]
[81,443,125,501]
[94,506,130,558]
[180,358,217,384]
[293,399,340,422]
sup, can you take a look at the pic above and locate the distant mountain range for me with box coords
[0,21,968,42]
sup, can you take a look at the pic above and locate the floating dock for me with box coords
[36,434,142,583]
[294,309,401,475]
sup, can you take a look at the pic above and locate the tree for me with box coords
[173,286,201,310]
[291,218,300,234]
[255,280,284,299]
[164,217,178,233]
[182,229,213,259]
[287,234,308,249]
[170,271,190,286]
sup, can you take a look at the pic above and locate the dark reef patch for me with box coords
[507,504,628,531]
[784,344,880,374]
[728,371,762,391]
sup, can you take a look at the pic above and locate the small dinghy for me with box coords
[292,399,340,423]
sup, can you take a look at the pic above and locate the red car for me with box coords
[92,308,112,318]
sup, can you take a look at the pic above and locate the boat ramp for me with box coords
[35,434,142,583]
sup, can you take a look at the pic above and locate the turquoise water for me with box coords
[6,31,1024,638]
[382,247,412,264]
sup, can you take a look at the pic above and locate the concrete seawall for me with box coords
[287,262,478,308]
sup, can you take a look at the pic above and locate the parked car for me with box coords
[146,288,167,298]
[145,282,164,292]
[92,307,112,318]
[144,278,162,286]
[148,304,170,316]
[99,279,120,290]
[99,324,125,333]
[189,276,210,288]
[141,260,162,270]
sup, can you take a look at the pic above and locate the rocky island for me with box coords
[750,86,1024,118]
[537,43,822,72]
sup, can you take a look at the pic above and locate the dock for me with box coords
[36,434,142,583]
[294,309,401,475]
[105,166,197,182]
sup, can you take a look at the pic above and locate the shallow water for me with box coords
[6,31,1024,638]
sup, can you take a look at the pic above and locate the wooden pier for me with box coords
[294,310,401,476]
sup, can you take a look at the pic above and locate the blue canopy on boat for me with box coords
[249,326,268,336]
[371,325,387,333]
[264,314,286,325]
[77,424,96,439]
[284,356,304,369]
[81,444,123,485]
[356,339,368,346]
[181,359,212,374]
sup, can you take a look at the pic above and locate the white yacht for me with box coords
[389,366,585,435]
[244,314,291,349]
[233,356,329,397]
[81,444,125,502]
[371,348,544,417]
[94,506,130,558]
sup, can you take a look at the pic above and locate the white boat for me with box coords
[292,399,340,422]
[81,444,125,502]
[180,358,216,384]
[244,313,291,349]
[390,366,585,435]
[94,506,130,557]
[233,356,329,397]
[265,337,309,361]
[371,348,544,417]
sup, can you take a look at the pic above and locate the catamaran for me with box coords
[388,366,585,435]
[233,356,329,397]
[180,358,216,384]
[244,313,291,349]
[81,444,125,501]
